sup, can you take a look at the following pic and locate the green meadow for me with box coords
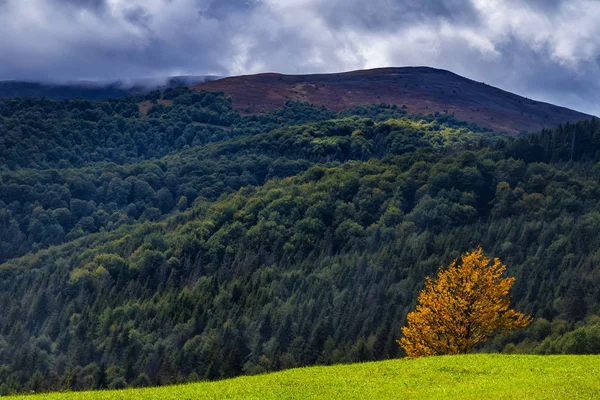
[7,354,600,400]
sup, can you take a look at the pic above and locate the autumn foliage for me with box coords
[400,247,532,357]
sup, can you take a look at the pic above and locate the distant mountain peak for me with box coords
[192,67,592,133]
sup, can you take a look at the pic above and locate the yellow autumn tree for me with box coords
[399,247,531,357]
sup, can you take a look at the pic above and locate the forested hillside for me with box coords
[0,90,599,394]
[0,91,478,262]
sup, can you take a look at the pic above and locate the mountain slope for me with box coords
[6,355,600,399]
[1,87,498,263]
[2,118,600,393]
[2,87,600,394]
[192,67,593,134]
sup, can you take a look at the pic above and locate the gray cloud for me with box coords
[310,0,480,32]
[0,0,598,115]
[200,0,259,19]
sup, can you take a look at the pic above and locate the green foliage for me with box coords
[0,113,497,262]
[505,118,600,162]
[1,91,600,394]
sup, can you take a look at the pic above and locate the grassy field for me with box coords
[7,354,600,399]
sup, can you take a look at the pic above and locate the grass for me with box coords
[7,354,600,399]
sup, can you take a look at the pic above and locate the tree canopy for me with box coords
[400,247,531,357]
[0,90,598,394]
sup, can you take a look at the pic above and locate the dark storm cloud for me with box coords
[314,0,480,31]
[200,0,260,19]
[0,0,598,115]
[121,5,151,29]
[512,0,565,11]
[59,0,107,10]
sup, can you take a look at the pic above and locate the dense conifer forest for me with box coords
[0,89,599,394]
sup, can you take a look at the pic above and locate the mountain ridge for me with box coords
[192,67,593,134]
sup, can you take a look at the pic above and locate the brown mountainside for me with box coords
[193,67,593,134]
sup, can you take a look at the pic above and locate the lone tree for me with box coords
[400,247,531,357]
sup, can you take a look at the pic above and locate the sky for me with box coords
[0,0,599,115]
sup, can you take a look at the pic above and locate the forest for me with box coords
[0,88,599,394]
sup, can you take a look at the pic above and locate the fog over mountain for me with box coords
[0,0,598,114]
[0,76,219,100]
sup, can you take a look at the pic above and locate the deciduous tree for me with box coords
[400,247,531,357]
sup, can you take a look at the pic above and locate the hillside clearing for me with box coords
[7,354,600,399]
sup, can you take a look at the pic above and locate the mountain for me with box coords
[1,82,599,394]
[192,67,593,134]
[0,76,219,100]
